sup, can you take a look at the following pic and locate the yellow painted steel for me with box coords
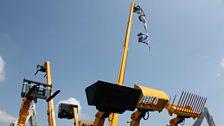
[130,111,144,126]
[129,85,170,126]
[17,98,32,126]
[46,61,56,126]
[166,92,206,120]
[116,2,135,86]
[73,107,79,126]
[166,104,200,118]
[169,116,185,126]
[134,84,170,112]
[108,2,136,126]
[134,85,169,100]
[93,111,108,126]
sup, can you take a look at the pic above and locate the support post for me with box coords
[73,107,79,126]
[46,61,56,126]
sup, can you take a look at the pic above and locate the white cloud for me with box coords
[221,58,224,68]
[0,110,17,124]
[58,97,82,112]
[0,56,6,81]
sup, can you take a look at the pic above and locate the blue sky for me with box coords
[0,0,224,125]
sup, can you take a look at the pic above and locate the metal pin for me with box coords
[202,98,207,112]
[198,97,205,113]
[189,93,195,113]
[152,97,157,104]
[140,96,144,103]
[194,95,199,113]
[144,96,148,103]
[195,96,203,113]
[149,97,153,103]
[183,92,190,113]
[152,98,156,105]
[146,96,151,104]
[185,92,192,113]
[189,94,197,113]
[197,95,203,114]
[154,98,158,105]
[192,95,199,113]
[143,96,147,103]
[181,92,189,112]
[192,94,198,112]
[199,97,207,114]
[180,91,187,111]
[184,92,193,113]
[177,91,185,111]
[149,97,152,103]
[171,95,177,108]
[146,97,151,103]
[199,96,205,114]
[198,96,205,114]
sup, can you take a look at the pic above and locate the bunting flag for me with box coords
[134,5,150,50]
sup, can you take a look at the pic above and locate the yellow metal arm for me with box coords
[17,98,32,126]
[166,91,207,126]
[108,2,136,126]
[129,84,170,126]
[73,107,79,126]
[169,116,185,126]
[45,61,56,126]
[93,111,110,126]
[130,111,145,126]
[166,91,207,119]
[167,104,200,118]
[116,2,135,85]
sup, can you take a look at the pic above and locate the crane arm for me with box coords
[17,98,32,126]
[192,107,216,126]
[93,111,110,126]
[130,111,145,126]
[73,107,79,126]
[169,116,185,126]
[204,107,216,126]
[11,103,37,126]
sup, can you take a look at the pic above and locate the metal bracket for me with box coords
[34,64,47,77]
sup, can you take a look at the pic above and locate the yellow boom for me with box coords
[45,61,57,126]
[17,98,32,126]
[108,2,136,126]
